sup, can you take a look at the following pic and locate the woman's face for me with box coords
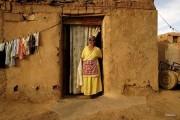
[90,39,96,46]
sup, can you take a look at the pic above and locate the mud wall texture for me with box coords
[0,0,157,102]
[0,69,7,96]
[0,8,62,102]
[0,10,6,98]
[158,32,180,43]
[159,43,180,64]
[158,33,180,64]
[102,9,158,96]
[0,10,3,42]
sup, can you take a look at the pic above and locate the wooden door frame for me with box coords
[62,16,104,97]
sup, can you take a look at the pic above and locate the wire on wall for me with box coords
[40,22,61,33]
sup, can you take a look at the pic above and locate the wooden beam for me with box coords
[63,17,103,25]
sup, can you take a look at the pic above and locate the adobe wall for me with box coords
[0,10,7,97]
[0,10,3,42]
[158,32,180,43]
[0,0,158,102]
[1,8,62,102]
[103,9,158,96]
[158,42,180,65]
[158,33,180,64]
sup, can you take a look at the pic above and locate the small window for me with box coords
[173,36,178,43]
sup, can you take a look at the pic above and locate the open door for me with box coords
[62,17,103,96]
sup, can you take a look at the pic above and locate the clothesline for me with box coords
[3,22,61,43]
[0,33,40,67]
[0,22,61,68]
[40,22,61,33]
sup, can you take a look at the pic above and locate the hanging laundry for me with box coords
[23,36,30,56]
[0,43,6,68]
[16,39,20,58]
[18,38,24,59]
[11,40,17,65]
[9,41,15,66]
[33,32,40,47]
[77,59,83,88]
[1,31,41,66]
[29,34,36,54]
[12,39,17,57]
[5,42,12,65]
[0,43,5,51]
[0,31,41,67]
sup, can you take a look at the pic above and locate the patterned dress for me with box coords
[81,46,102,95]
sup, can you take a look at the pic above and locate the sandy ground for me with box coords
[0,87,180,120]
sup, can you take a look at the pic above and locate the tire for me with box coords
[159,70,178,89]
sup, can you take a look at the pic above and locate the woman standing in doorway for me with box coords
[81,36,102,97]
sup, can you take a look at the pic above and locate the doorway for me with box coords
[62,18,103,96]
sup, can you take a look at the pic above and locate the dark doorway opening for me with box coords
[62,24,70,95]
[62,17,103,97]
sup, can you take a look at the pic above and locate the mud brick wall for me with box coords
[0,0,158,102]
[0,10,3,42]
[103,9,158,96]
[1,8,62,102]
[158,42,180,65]
[0,10,6,97]
[158,33,180,65]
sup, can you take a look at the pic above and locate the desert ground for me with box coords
[0,86,180,120]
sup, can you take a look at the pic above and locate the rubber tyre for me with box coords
[159,71,178,89]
